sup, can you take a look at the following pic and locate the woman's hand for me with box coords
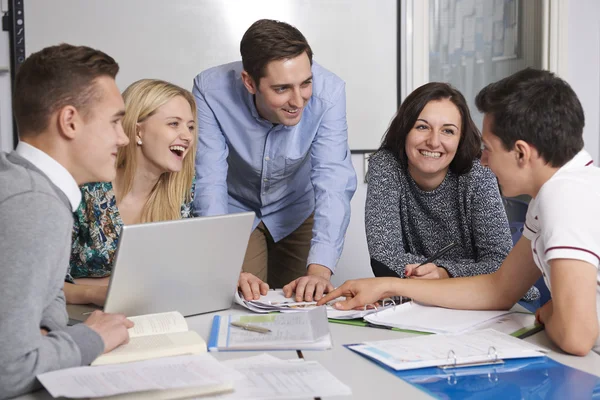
[405,263,449,279]
[316,277,398,310]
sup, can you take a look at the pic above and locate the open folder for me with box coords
[208,307,332,351]
[346,330,600,399]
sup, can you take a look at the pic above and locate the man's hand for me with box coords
[405,263,449,279]
[535,299,553,325]
[84,310,134,353]
[283,264,334,302]
[317,277,398,310]
[238,272,269,300]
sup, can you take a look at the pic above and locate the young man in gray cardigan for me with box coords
[0,44,133,398]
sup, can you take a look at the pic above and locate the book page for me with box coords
[38,354,236,399]
[127,311,188,338]
[92,331,206,366]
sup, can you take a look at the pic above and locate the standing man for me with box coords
[0,44,133,397]
[193,19,357,302]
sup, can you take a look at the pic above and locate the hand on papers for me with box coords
[405,263,449,279]
[317,277,397,310]
[84,310,134,353]
[239,272,269,300]
[283,264,334,302]
[535,299,553,325]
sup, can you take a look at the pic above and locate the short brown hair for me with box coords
[240,19,313,84]
[381,82,482,175]
[13,43,119,136]
[475,68,584,167]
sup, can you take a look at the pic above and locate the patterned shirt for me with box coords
[366,150,539,301]
[67,181,194,282]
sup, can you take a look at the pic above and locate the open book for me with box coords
[92,311,206,366]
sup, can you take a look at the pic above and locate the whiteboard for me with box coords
[24,0,397,151]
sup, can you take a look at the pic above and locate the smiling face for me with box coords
[405,99,462,190]
[242,51,313,126]
[136,95,195,175]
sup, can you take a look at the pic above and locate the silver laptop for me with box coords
[68,212,254,322]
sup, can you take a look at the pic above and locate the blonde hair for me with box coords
[116,79,197,223]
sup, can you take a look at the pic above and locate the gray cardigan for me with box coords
[365,150,538,300]
[0,152,104,398]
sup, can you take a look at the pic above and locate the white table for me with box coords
[17,305,600,400]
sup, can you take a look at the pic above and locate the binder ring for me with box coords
[363,303,378,312]
[447,350,457,367]
[447,373,458,385]
[488,346,498,363]
[381,297,397,310]
[487,371,499,383]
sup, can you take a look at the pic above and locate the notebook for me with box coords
[347,329,546,371]
[208,307,332,351]
[92,311,206,366]
[364,301,527,334]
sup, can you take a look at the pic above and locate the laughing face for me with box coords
[242,51,313,126]
[136,95,195,174]
[405,99,462,190]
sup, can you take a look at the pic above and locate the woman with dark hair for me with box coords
[365,82,538,300]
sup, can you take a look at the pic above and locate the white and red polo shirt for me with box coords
[523,149,600,353]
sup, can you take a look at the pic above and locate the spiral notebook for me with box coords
[346,329,546,371]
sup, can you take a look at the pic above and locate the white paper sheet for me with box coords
[207,354,352,399]
[349,329,546,371]
[37,354,237,398]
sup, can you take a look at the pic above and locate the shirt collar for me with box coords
[557,149,594,172]
[15,142,82,211]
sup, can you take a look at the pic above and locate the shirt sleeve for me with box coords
[365,151,429,277]
[192,74,230,217]
[539,178,600,268]
[0,193,104,398]
[307,84,358,271]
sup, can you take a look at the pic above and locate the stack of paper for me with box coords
[209,307,332,351]
[364,301,535,334]
[217,354,352,399]
[37,353,237,399]
[235,289,394,319]
[347,329,547,371]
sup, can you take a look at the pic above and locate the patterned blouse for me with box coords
[67,181,194,282]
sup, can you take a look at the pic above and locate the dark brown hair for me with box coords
[380,82,482,175]
[240,19,313,85]
[13,43,119,136]
[475,68,584,167]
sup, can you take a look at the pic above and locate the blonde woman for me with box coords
[65,79,198,305]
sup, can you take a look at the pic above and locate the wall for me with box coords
[567,0,600,161]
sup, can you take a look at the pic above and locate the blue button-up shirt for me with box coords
[193,61,357,272]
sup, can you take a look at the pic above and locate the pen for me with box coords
[416,242,458,269]
[230,321,271,333]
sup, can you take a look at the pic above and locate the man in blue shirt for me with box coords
[193,19,357,302]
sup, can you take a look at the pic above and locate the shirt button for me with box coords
[264,156,270,161]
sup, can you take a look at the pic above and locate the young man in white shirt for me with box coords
[319,68,600,356]
[0,44,133,397]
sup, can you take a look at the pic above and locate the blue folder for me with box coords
[345,345,600,399]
